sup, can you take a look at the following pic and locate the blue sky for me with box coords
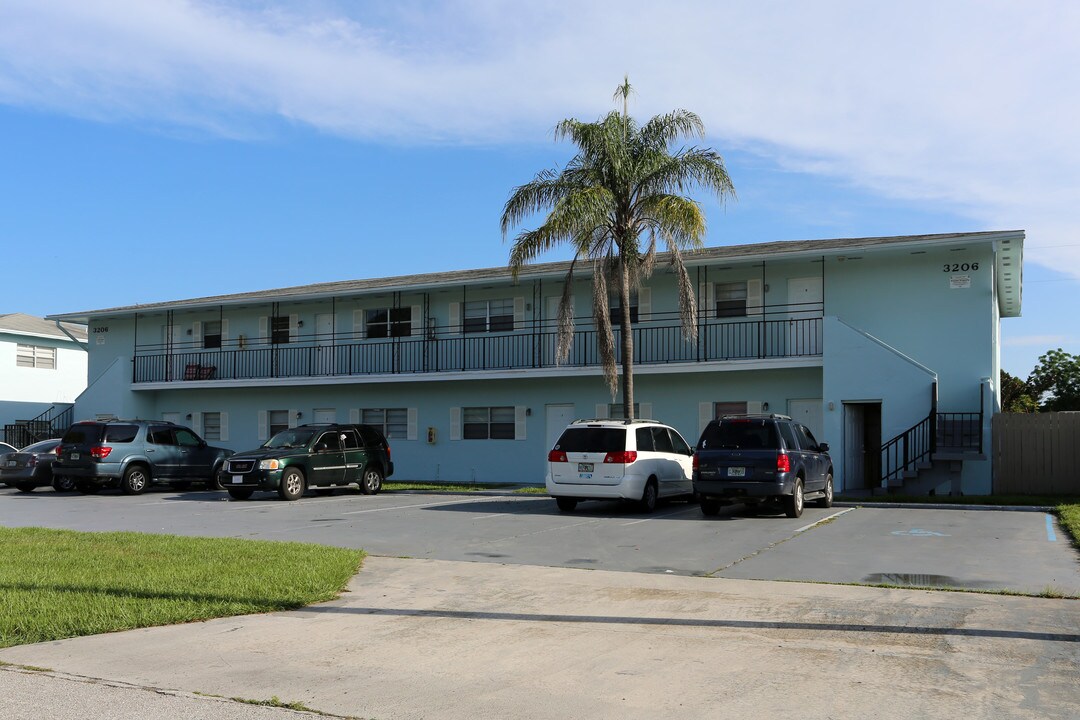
[1,1,1077,378]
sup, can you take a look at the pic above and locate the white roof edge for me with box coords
[46,230,1025,322]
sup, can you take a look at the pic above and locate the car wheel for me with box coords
[75,480,100,494]
[699,498,720,516]
[52,475,76,493]
[121,465,151,495]
[228,487,254,500]
[784,478,804,518]
[360,466,383,495]
[638,479,658,513]
[278,467,306,501]
[816,474,834,508]
[15,482,35,493]
[555,497,578,512]
[169,481,192,491]
[206,465,224,491]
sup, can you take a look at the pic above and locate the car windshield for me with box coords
[263,429,317,449]
[698,420,780,450]
[554,427,626,453]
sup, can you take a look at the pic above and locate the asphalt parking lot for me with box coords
[2,485,1077,595]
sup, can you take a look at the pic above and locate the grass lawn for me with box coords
[0,527,363,649]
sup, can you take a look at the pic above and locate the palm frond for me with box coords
[555,265,577,364]
[668,244,698,342]
[591,264,618,397]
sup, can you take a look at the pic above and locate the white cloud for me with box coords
[2,0,1079,275]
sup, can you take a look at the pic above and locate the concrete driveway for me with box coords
[2,556,1079,720]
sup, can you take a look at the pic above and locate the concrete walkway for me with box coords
[2,557,1079,719]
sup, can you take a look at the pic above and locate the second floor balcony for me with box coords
[132,311,823,385]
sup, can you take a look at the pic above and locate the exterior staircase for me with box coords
[2,405,74,449]
[879,385,984,495]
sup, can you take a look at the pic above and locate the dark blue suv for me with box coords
[693,414,833,518]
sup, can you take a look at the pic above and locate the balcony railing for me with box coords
[133,315,823,384]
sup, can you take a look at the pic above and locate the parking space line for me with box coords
[1046,514,1057,542]
[795,508,854,533]
[620,506,700,526]
[341,496,514,515]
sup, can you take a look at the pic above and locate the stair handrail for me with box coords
[880,412,934,486]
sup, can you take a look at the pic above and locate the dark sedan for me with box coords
[0,439,71,492]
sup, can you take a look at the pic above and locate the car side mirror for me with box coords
[818,442,829,452]
[315,442,328,452]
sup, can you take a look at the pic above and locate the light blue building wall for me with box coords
[50,230,1023,496]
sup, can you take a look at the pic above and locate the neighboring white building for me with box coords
[0,313,88,446]
[49,230,1024,495]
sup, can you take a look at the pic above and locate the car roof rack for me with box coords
[571,418,660,425]
[718,413,793,421]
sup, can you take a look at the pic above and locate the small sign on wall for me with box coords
[949,275,971,289]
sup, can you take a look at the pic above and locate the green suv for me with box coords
[219,423,394,501]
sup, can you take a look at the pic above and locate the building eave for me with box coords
[46,229,1025,323]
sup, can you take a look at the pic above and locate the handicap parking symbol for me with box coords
[891,528,949,537]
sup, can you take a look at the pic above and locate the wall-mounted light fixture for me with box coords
[526,408,532,416]
[297,320,304,328]
[186,328,192,335]
[296,411,303,419]
[762,402,770,412]
[185,413,192,420]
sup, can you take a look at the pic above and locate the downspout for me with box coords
[54,321,88,352]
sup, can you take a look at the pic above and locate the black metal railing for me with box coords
[1,405,74,448]
[881,413,933,487]
[132,316,824,384]
[936,413,983,453]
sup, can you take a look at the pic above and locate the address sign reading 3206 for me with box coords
[943,262,978,272]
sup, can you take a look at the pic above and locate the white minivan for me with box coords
[546,419,695,512]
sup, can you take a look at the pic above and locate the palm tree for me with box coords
[502,78,736,420]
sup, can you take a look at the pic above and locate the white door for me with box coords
[313,408,336,424]
[315,313,335,375]
[787,277,823,355]
[788,399,824,444]
[843,404,865,492]
[546,404,576,451]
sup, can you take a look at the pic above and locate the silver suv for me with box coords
[546,419,695,512]
[54,420,233,495]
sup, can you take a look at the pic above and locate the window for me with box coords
[148,426,175,445]
[651,426,675,453]
[341,429,361,450]
[463,407,515,439]
[202,412,222,441]
[713,401,748,419]
[464,299,514,333]
[716,282,748,318]
[16,344,56,369]
[608,291,639,325]
[175,428,201,447]
[607,403,640,420]
[203,321,222,349]
[796,424,821,451]
[777,422,799,450]
[361,408,408,440]
[366,308,412,339]
[635,427,654,451]
[268,410,289,436]
[270,316,290,344]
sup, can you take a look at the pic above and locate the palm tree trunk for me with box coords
[619,260,635,420]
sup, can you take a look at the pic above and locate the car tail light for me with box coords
[54,445,61,455]
[776,452,791,473]
[27,455,37,467]
[603,451,638,464]
[90,446,112,459]
[386,444,391,460]
[692,453,700,470]
[548,450,568,463]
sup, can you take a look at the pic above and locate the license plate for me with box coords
[728,467,746,477]
[70,452,80,460]
[6,460,15,467]
[232,476,244,484]
[578,463,594,472]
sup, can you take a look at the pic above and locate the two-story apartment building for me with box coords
[0,313,87,447]
[48,230,1023,495]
